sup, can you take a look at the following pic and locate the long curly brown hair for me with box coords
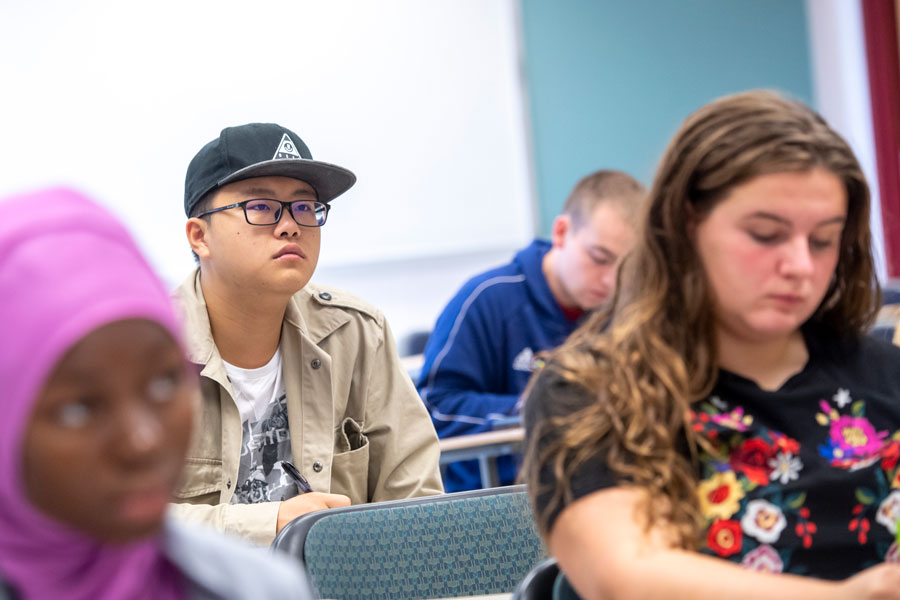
[523,90,881,548]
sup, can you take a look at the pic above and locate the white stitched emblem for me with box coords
[512,347,535,372]
[273,133,303,160]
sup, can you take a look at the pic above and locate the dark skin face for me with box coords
[22,319,196,543]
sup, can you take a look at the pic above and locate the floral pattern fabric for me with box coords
[528,327,900,580]
[691,371,900,579]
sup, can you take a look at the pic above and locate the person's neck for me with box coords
[541,248,577,311]
[716,326,808,392]
[200,274,289,369]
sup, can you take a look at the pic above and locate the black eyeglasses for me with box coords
[195,199,329,228]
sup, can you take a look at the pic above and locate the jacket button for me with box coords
[318,291,332,301]
[311,358,321,369]
[226,480,232,489]
[312,461,323,473]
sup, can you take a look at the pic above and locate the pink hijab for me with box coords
[0,188,184,599]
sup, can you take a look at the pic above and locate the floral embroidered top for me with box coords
[525,326,900,580]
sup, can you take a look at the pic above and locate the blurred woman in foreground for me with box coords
[0,188,314,599]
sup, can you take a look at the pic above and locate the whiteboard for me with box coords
[0,0,534,285]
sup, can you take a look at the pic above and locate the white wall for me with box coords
[316,247,522,351]
[806,0,888,281]
[0,0,536,341]
[4,1,887,344]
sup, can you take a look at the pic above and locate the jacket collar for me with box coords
[514,239,569,320]
[173,269,351,365]
[174,270,215,367]
[286,285,352,345]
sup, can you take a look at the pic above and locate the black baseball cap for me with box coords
[184,123,357,217]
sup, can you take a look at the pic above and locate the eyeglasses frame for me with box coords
[194,198,330,228]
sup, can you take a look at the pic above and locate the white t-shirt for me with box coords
[223,349,299,504]
[224,348,283,423]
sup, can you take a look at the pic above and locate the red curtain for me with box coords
[862,0,900,278]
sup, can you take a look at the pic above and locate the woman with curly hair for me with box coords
[523,90,900,599]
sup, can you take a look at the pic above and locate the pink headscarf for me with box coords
[0,188,184,599]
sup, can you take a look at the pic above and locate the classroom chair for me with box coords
[397,329,431,357]
[512,557,559,599]
[872,283,900,342]
[271,485,546,600]
[513,557,581,600]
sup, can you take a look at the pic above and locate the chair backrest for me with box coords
[552,571,581,600]
[512,557,583,600]
[398,329,431,358]
[873,303,900,342]
[512,557,559,600]
[272,485,546,600]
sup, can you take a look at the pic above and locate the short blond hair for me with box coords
[562,170,646,228]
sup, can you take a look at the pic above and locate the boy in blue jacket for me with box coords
[417,170,645,491]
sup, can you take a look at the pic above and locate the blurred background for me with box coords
[1,0,898,343]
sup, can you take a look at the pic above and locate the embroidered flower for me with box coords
[690,410,708,433]
[816,399,840,425]
[833,388,852,409]
[710,406,753,432]
[876,490,900,535]
[819,412,889,470]
[730,438,776,485]
[740,544,784,573]
[697,471,745,520]
[768,451,803,485]
[709,395,727,411]
[881,440,900,472]
[707,519,743,557]
[830,415,888,459]
[771,433,800,455]
[818,440,881,470]
[849,515,871,544]
[741,499,787,543]
[795,507,818,548]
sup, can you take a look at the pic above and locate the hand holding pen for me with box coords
[282,461,313,493]
[275,461,351,533]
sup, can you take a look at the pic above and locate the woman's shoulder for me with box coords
[856,329,900,365]
[522,344,602,432]
[523,352,599,429]
[806,323,900,375]
[164,518,315,600]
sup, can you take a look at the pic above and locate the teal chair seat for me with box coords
[272,485,546,600]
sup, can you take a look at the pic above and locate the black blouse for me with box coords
[525,326,900,580]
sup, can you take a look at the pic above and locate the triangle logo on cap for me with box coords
[273,133,303,160]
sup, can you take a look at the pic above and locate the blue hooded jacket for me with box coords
[417,239,582,491]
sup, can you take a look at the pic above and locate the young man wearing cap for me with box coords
[417,170,645,492]
[170,123,443,545]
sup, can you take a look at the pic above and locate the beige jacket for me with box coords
[169,270,443,545]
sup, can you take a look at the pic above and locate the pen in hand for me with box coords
[282,461,314,494]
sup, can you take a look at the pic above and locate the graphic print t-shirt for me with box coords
[224,349,299,504]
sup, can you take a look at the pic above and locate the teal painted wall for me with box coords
[520,0,814,234]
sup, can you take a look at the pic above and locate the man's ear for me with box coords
[186,218,212,260]
[550,214,572,249]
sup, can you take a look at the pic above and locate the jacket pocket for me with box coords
[336,416,369,453]
[173,457,224,503]
[331,417,370,503]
